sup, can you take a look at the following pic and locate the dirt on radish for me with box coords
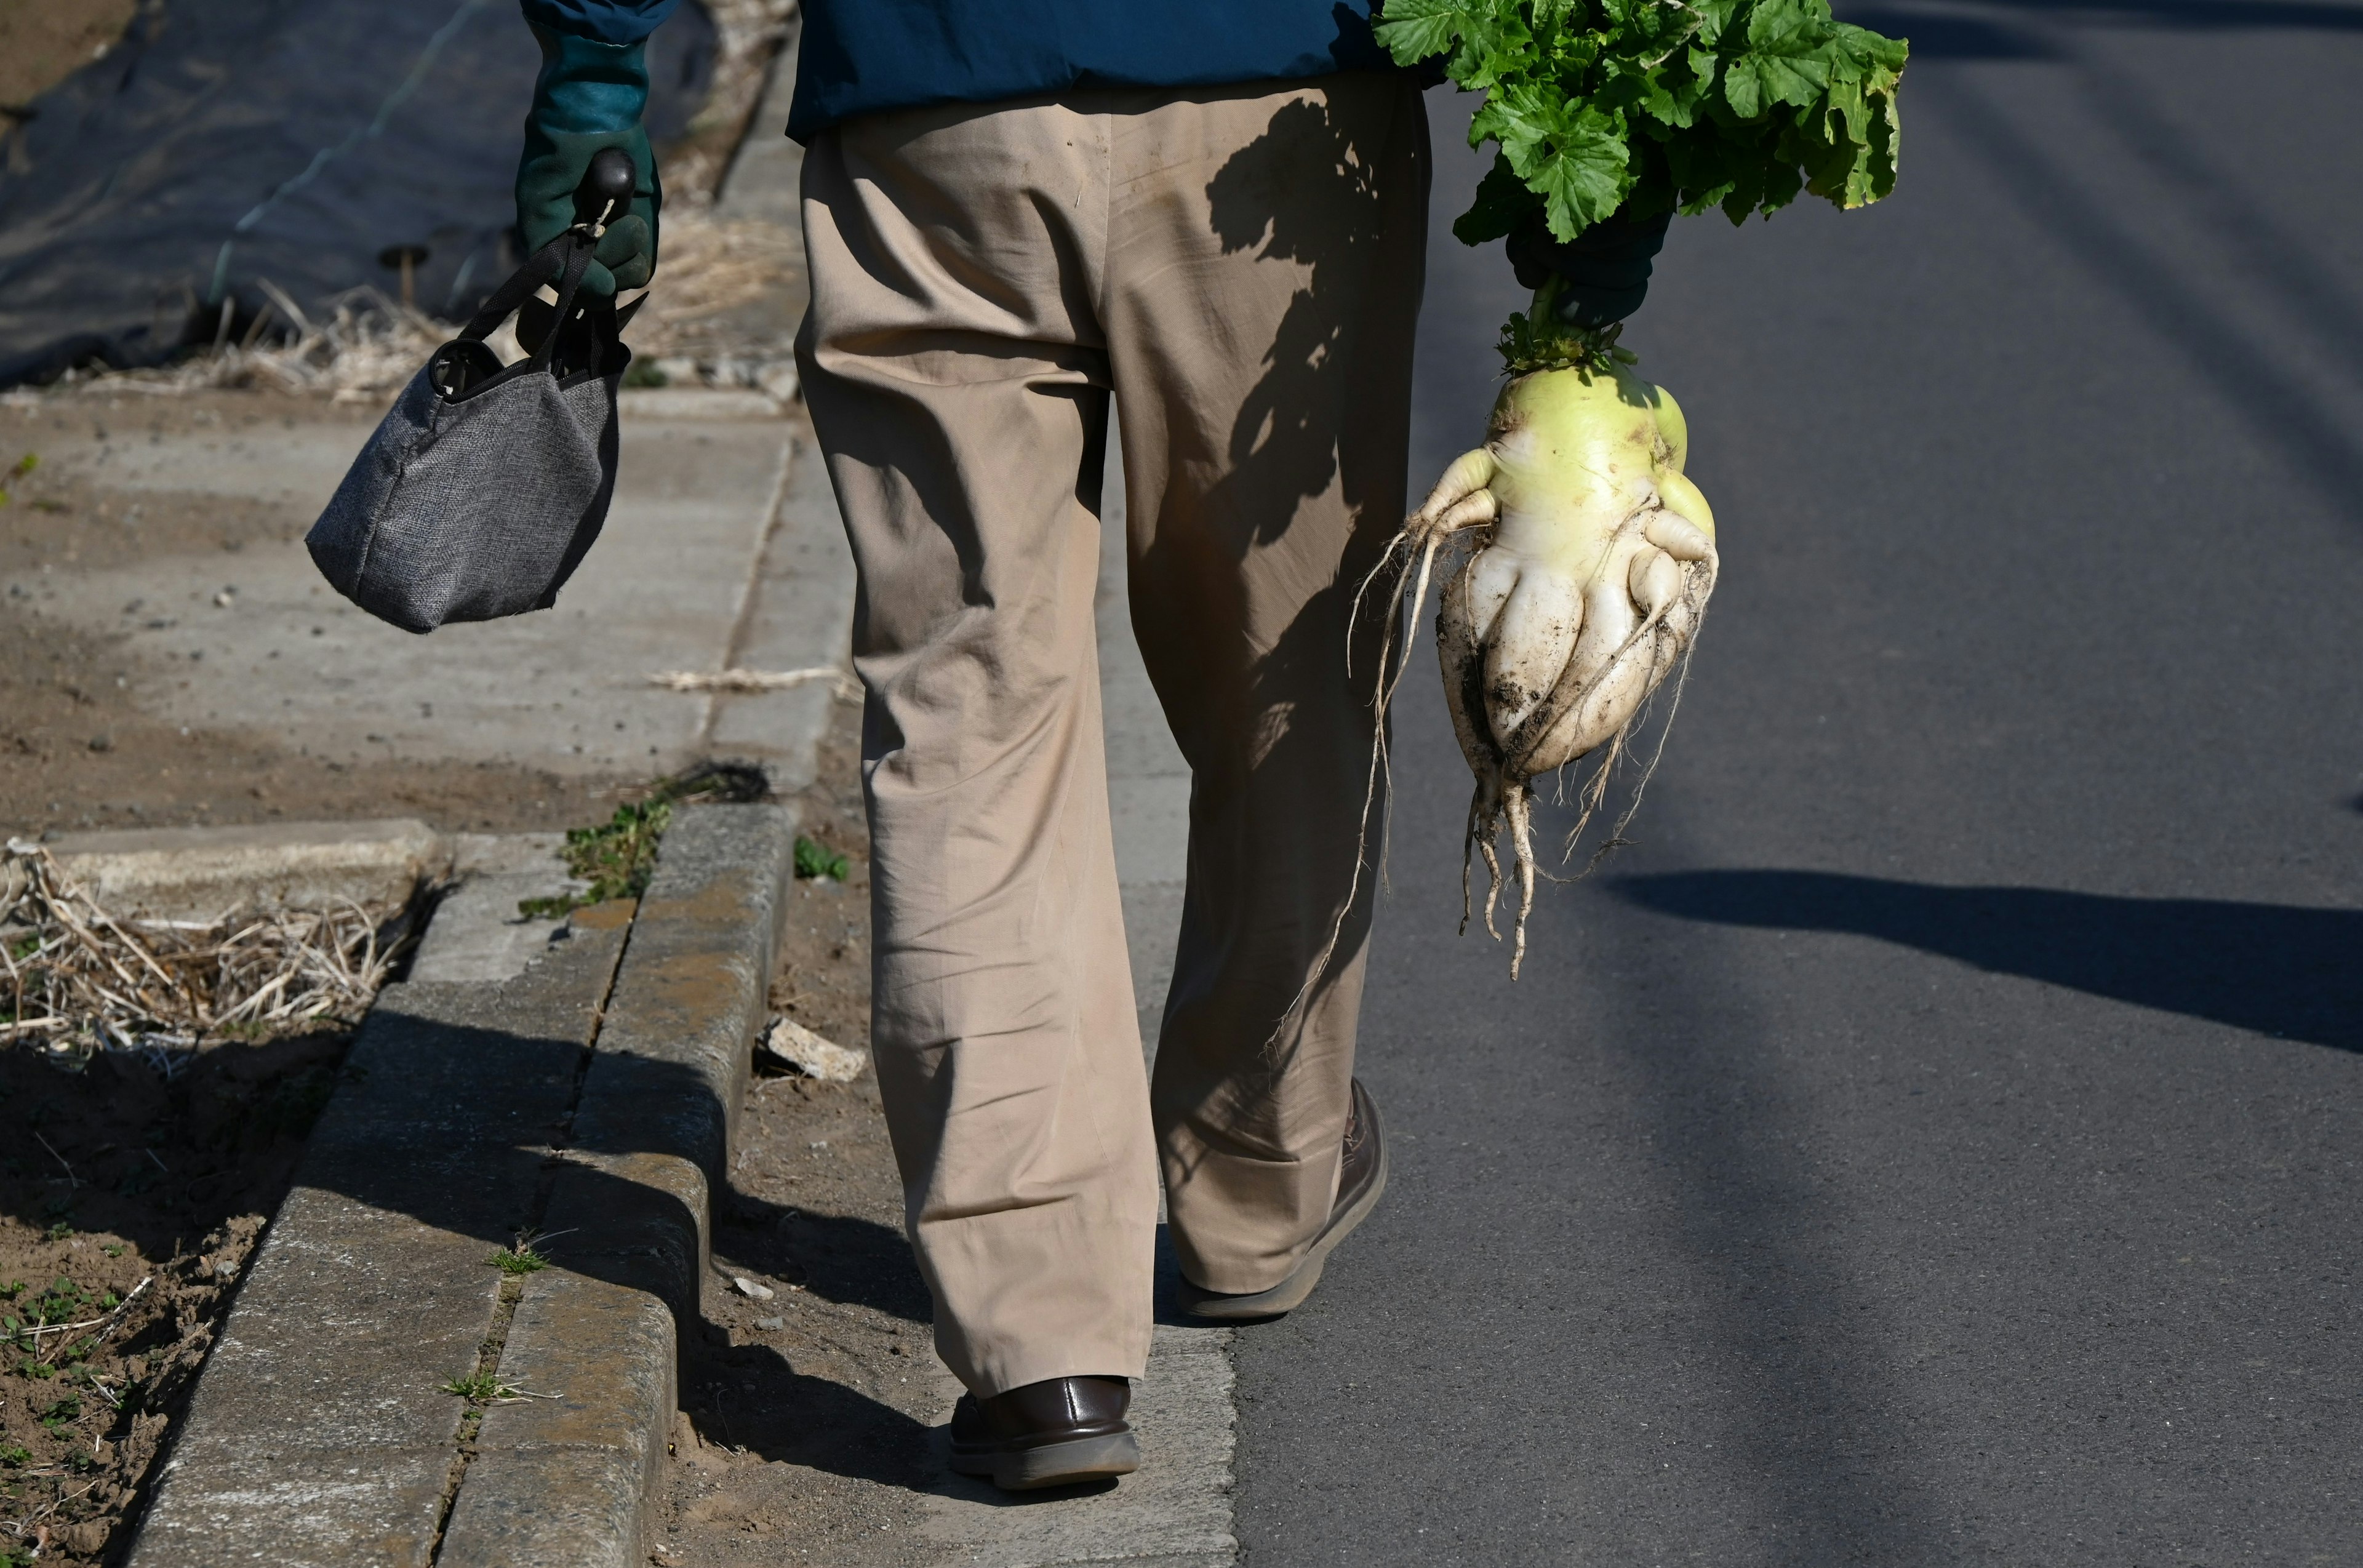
[1370,349,1717,976]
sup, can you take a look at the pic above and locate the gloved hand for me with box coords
[516,23,662,295]
[1505,207,1673,331]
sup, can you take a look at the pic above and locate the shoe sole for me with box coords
[950,1430,1141,1491]
[1178,1095,1389,1321]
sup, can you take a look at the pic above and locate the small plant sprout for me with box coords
[793,836,849,882]
[442,1370,520,1403]
[487,1234,551,1275]
[0,451,34,508]
[441,1370,556,1404]
[516,765,767,916]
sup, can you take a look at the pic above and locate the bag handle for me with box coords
[458,230,599,361]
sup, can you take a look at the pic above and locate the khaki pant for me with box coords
[796,71,1430,1396]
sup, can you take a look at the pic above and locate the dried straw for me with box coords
[0,839,403,1062]
[42,199,799,404]
[647,665,858,700]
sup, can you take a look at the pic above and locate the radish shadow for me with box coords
[1612,870,2363,1053]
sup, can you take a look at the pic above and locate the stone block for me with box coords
[405,833,580,985]
[126,807,793,1568]
[576,803,795,1188]
[434,804,793,1563]
[38,818,450,921]
[435,1446,649,1568]
[436,1271,675,1568]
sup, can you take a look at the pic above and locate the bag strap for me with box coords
[459,231,601,365]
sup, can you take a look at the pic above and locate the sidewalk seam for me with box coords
[697,431,799,750]
[422,898,643,1564]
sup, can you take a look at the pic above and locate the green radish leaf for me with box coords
[1373,0,1908,288]
[1692,0,1743,44]
[1371,0,1482,65]
[1533,113,1633,240]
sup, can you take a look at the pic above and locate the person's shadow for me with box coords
[1613,870,2363,1052]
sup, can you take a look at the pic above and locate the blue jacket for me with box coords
[522,0,1396,142]
[519,0,1666,321]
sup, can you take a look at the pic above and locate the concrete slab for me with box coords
[121,1447,460,1568]
[698,25,808,351]
[618,388,785,420]
[438,1444,651,1568]
[566,802,795,1209]
[29,417,799,778]
[127,802,802,1568]
[405,833,580,985]
[703,423,860,791]
[714,37,804,235]
[37,817,449,921]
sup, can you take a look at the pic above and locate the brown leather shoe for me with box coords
[948,1375,1140,1490]
[1177,1076,1388,1321]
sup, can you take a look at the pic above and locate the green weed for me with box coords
[441,1371,519,1403]
[516,764,767,918]
[794,835,849,882]
[0,450,34,508]
[487,1239,549,1276]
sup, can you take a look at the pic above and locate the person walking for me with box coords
[514,0,1667,1492]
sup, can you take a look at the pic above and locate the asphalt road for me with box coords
[1233,4,2363,1562]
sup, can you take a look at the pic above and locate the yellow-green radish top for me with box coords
[1484,366,1714,588]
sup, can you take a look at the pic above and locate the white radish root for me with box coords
[1372,356,1719,977]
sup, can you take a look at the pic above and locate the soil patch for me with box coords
[654,700,959,1567]
[0,0,138,116]
[0,393,385,579]
[0,1025,351,1566]
[0,393,632,836]
[0,604,622,838]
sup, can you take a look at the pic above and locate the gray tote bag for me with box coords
[306,231,630,634]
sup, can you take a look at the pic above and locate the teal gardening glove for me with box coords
[515,24,661,295]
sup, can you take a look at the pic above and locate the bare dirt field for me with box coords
[0,1025,350,1565]
[0,1,137,115]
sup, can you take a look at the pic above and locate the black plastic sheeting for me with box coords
[0,0,713,388]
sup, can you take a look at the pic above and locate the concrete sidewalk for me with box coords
[25,405,850,790]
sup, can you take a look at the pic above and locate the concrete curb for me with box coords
[121,804,796,1567]
[124,903,637,1568]
[442,802,795,1567]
